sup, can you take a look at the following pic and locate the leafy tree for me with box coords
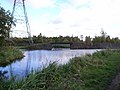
[106,35,111,42]
[0,6,15,46]
[111,37,120,43]
[85,36,92,45]
[38,33,43,43]
[93,29,108,43]
[100,29,107,38]
[100,29,107,42]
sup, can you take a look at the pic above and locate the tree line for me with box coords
[12,31,120,46]
[1,6,120,47]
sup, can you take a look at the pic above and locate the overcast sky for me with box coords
[1,0,120,38]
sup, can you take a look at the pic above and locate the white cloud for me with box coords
[69,0,90,8]
[27,0,55,8]
[25,0,120,38]
[48,0,120,37]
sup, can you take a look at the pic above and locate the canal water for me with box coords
[0,49,100,79]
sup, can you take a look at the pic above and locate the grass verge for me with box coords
[1,49,120,90]
[0,46,24,67]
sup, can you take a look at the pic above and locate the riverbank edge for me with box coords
[18,42,120,50]
[1,49,120,90]
[0,46,24,67]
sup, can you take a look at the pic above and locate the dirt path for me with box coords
[107,72,120,90]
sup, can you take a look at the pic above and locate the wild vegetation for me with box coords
[0,50,120,90]
[1,5,120,90]
[117,86,120,90]
[0,6,24,67]
[11,30,120,50]
[0,6,15,46]
[0,46,24,67]
[12,30,120,46]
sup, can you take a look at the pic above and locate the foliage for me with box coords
[0,46,24,67]
[12,30,120,49]
[0,6,15,46]
[85,36,92,45]
[13,33,81,45]
[92,30,120,44]
[1,50,120,90]
[117,85,120,90]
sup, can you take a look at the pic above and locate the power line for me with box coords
[11,0,33,44]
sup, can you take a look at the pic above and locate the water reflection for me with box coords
[0,70,8,80]
[0,49,100,79]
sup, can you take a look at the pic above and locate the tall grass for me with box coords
[0,46,24,66]
[1,49,120,90]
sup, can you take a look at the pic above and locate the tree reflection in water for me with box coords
[0,70,8,80]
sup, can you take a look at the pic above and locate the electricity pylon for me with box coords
[11,0,33,44]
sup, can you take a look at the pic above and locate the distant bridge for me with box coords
[51,42,72,48]
[27,42,95,50]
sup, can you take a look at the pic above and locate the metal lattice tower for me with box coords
[11,0,33,43]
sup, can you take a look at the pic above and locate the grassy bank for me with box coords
[0,46,24,67]
[1,49,120,90]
